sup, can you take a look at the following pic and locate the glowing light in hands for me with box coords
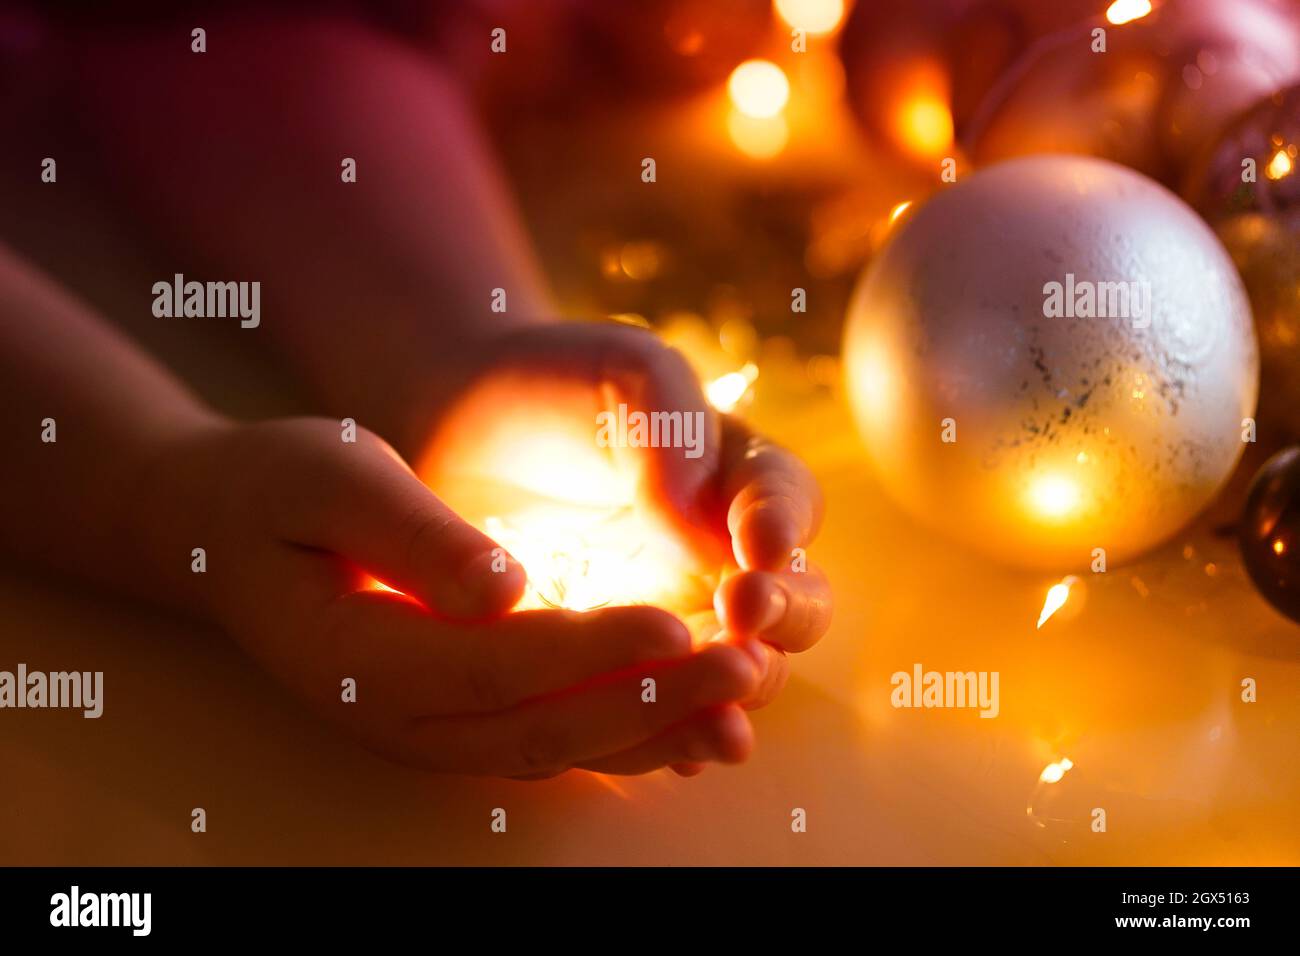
[485,502,703,612]
[436,427,714,615]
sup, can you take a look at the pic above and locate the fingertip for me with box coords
[715,571,787,637]
[451,551,527,619]
[678,705,753,765]
[706,704,755,764]
[742,643,789,711]
[734,498,801,570]
[587,604,693,660]
[481,554,529,609]
[692,643,762,704]
[670,761,707,777]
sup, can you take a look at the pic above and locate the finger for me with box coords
[670,762,707,777]
[269,424,526,619]
[715,566,833,653]
[577,705,754,775]
[708,634,788,710]
[321,595,694,717]
[739,639,790,711]
[403,643,760,776]
[721,419,823,570]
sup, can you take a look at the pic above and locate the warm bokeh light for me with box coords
[705,363,759,412]
[1105,0,1153,25]
[1275,538,1288,556]
[887,200,913,226]
[1037,575,1079,629]
[1038,757,1075,784]
[618,240,664,280]
[894,90,953,157]
[727,109,789,159]
[1027,475,1081,520]
[1266,147,1294,181]
[718,317,757,358]
[773,0,846,36]
[728,59,790,119]
[606,311,650,328]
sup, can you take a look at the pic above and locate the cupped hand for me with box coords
[415,321,833,728]
[184,417,763,776]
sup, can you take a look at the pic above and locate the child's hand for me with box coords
[59,13,831,741]
[183,418,765,776]
[410,321,833,720]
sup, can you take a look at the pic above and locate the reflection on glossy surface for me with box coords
[2,387,1298,864]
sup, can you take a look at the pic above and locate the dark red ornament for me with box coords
[1240,446,1300,624]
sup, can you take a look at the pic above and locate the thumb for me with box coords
[272,425,528,619]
